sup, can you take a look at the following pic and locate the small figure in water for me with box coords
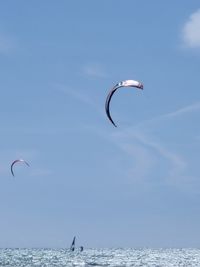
[80,246,84,252]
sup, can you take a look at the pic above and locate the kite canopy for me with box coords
[105,79,143,127]
[10,159,30,176]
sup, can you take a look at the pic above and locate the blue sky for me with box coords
[0,1,200,248]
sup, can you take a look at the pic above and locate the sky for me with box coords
[0,1,200,248]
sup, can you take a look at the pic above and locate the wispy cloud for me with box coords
[29,168,52,177]
[111,102,200,186]
[135,101,200,129]
[88,124,186,187]
[133,131,186,181]
[182,9,200,48]
[160,101,200,118]
[108,101,200,189]
[52,83,105,118]
[86,99,199,186]
[82,63,107,78]
[112,129,186,184]
[0,33,14,54]
[119,141,156,183]
[84,98,197,186]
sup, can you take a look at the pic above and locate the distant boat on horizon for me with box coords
[70,236,76,251]
[70,236,84,252]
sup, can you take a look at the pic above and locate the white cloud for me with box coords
[99,100,200,190]
[29,168,52,177]
[89,125,185,186]
[55,83,95,106]
[134,132,186,180]
[161,101,200,118]
[135,101,200,130]
[119,142,156,183]
[81,123,192,191]
[113,129,186,183]
[52,83,104,118]
[0,33,14,54]
[84,126,157,184]
[82,63,107,78]
[183,9,200,48]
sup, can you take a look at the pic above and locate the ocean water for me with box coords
[0,248,200,267]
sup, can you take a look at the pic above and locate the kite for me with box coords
[105,79,143,127]
[11,159,30,177]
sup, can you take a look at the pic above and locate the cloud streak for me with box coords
[119,141,156,183]
[52,83,105,118]
[0,33,14,54]
[160,102,200,118]
[112,102,200,185]
[112,129,186,184]
[135,101,200,130]
[86,99,199,187]
[82,63,107,78]
[182,9,200,48]
[89,123,186,187]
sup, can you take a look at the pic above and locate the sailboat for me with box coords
[70,236,76,251]
[70,236,84,252]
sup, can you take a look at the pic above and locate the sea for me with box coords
[0,248,200,267]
